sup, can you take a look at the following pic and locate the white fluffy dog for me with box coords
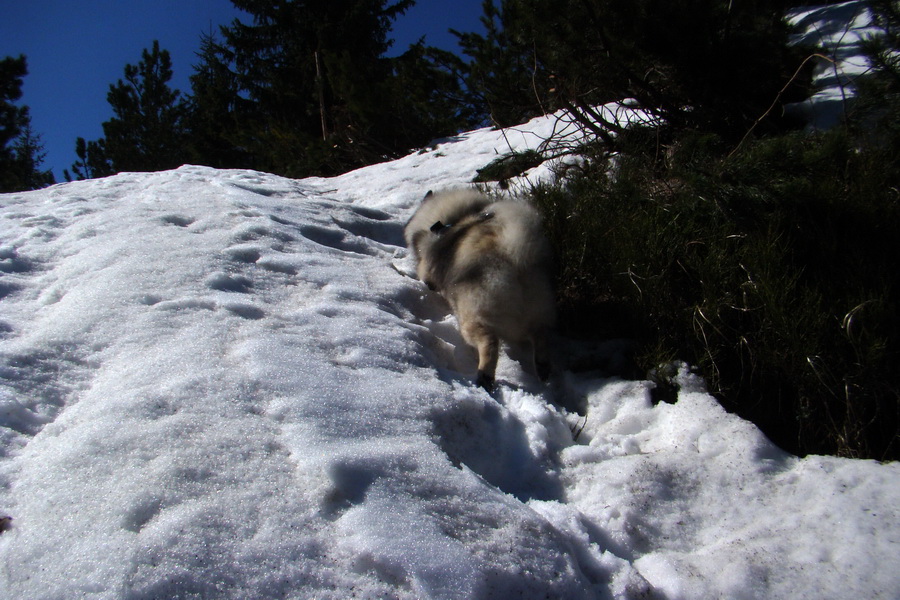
[404,189,556,389]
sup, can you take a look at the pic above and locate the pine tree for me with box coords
[101,41,190,172]
[858,0,900,122]
[452,0,553,127]
[187,30,251,169]
[0,56,27,184]
[11,121,55,190]
[386,40,479,146]
[209,0,420,176]
[457,0,809,141]
[71,41,189,177]
[186,1,478,176]
[1,55,55,192]
[64,137,113,181]
[853,0,900,180]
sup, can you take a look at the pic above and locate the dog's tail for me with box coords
[491,201,553,271]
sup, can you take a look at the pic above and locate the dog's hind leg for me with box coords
[462,321,499,390]
[531,328,553,381]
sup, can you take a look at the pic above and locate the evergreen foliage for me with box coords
[523,1,900,460]
[472,149,543,183]
[456,0,811,140]
[452,0,550,127]
[533,125,899,460]
[855,0,900,144]
[0,55,54,192]
[186,31,252,170]
[68,3,477,180]
[64,137,114,182]
[0,55,27,190]
[187,0,475,177]
[68,41,189,179]
[385,40,479,154]
[105,41,190,172]
[10,122,55,190]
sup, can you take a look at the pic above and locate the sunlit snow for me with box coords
[1,3,898,599]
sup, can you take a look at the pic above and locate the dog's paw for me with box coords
[536,359,552,382]
[475,370,495,392]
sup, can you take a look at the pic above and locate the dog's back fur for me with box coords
[405,189,555,389]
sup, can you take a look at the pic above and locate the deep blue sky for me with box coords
[0,0,486,182]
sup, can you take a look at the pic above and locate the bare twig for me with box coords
[728,53,834,159]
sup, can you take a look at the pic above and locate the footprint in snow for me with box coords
[206,272,253,293]
[223,245,298,275]
[297,224,383,258]
[221,302,266,321]
[0,281,22,300]
[330,214,405,248]
[232,222,295,244]
[160,214,195,228]
[256,257,298,275]
[223,246,262,264]
[0,247,35,274]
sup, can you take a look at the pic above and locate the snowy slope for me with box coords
[1,110,898,600]
[2,3,900,596]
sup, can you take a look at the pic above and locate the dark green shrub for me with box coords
[533,126,899,460]
[473,150,545,184]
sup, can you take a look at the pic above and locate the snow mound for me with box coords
[2,8,899,595]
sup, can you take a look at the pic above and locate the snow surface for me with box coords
[2,113,898,600]
[1,4,899,598]
[786,0,883,129]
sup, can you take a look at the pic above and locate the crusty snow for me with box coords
[1,3,898,598]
